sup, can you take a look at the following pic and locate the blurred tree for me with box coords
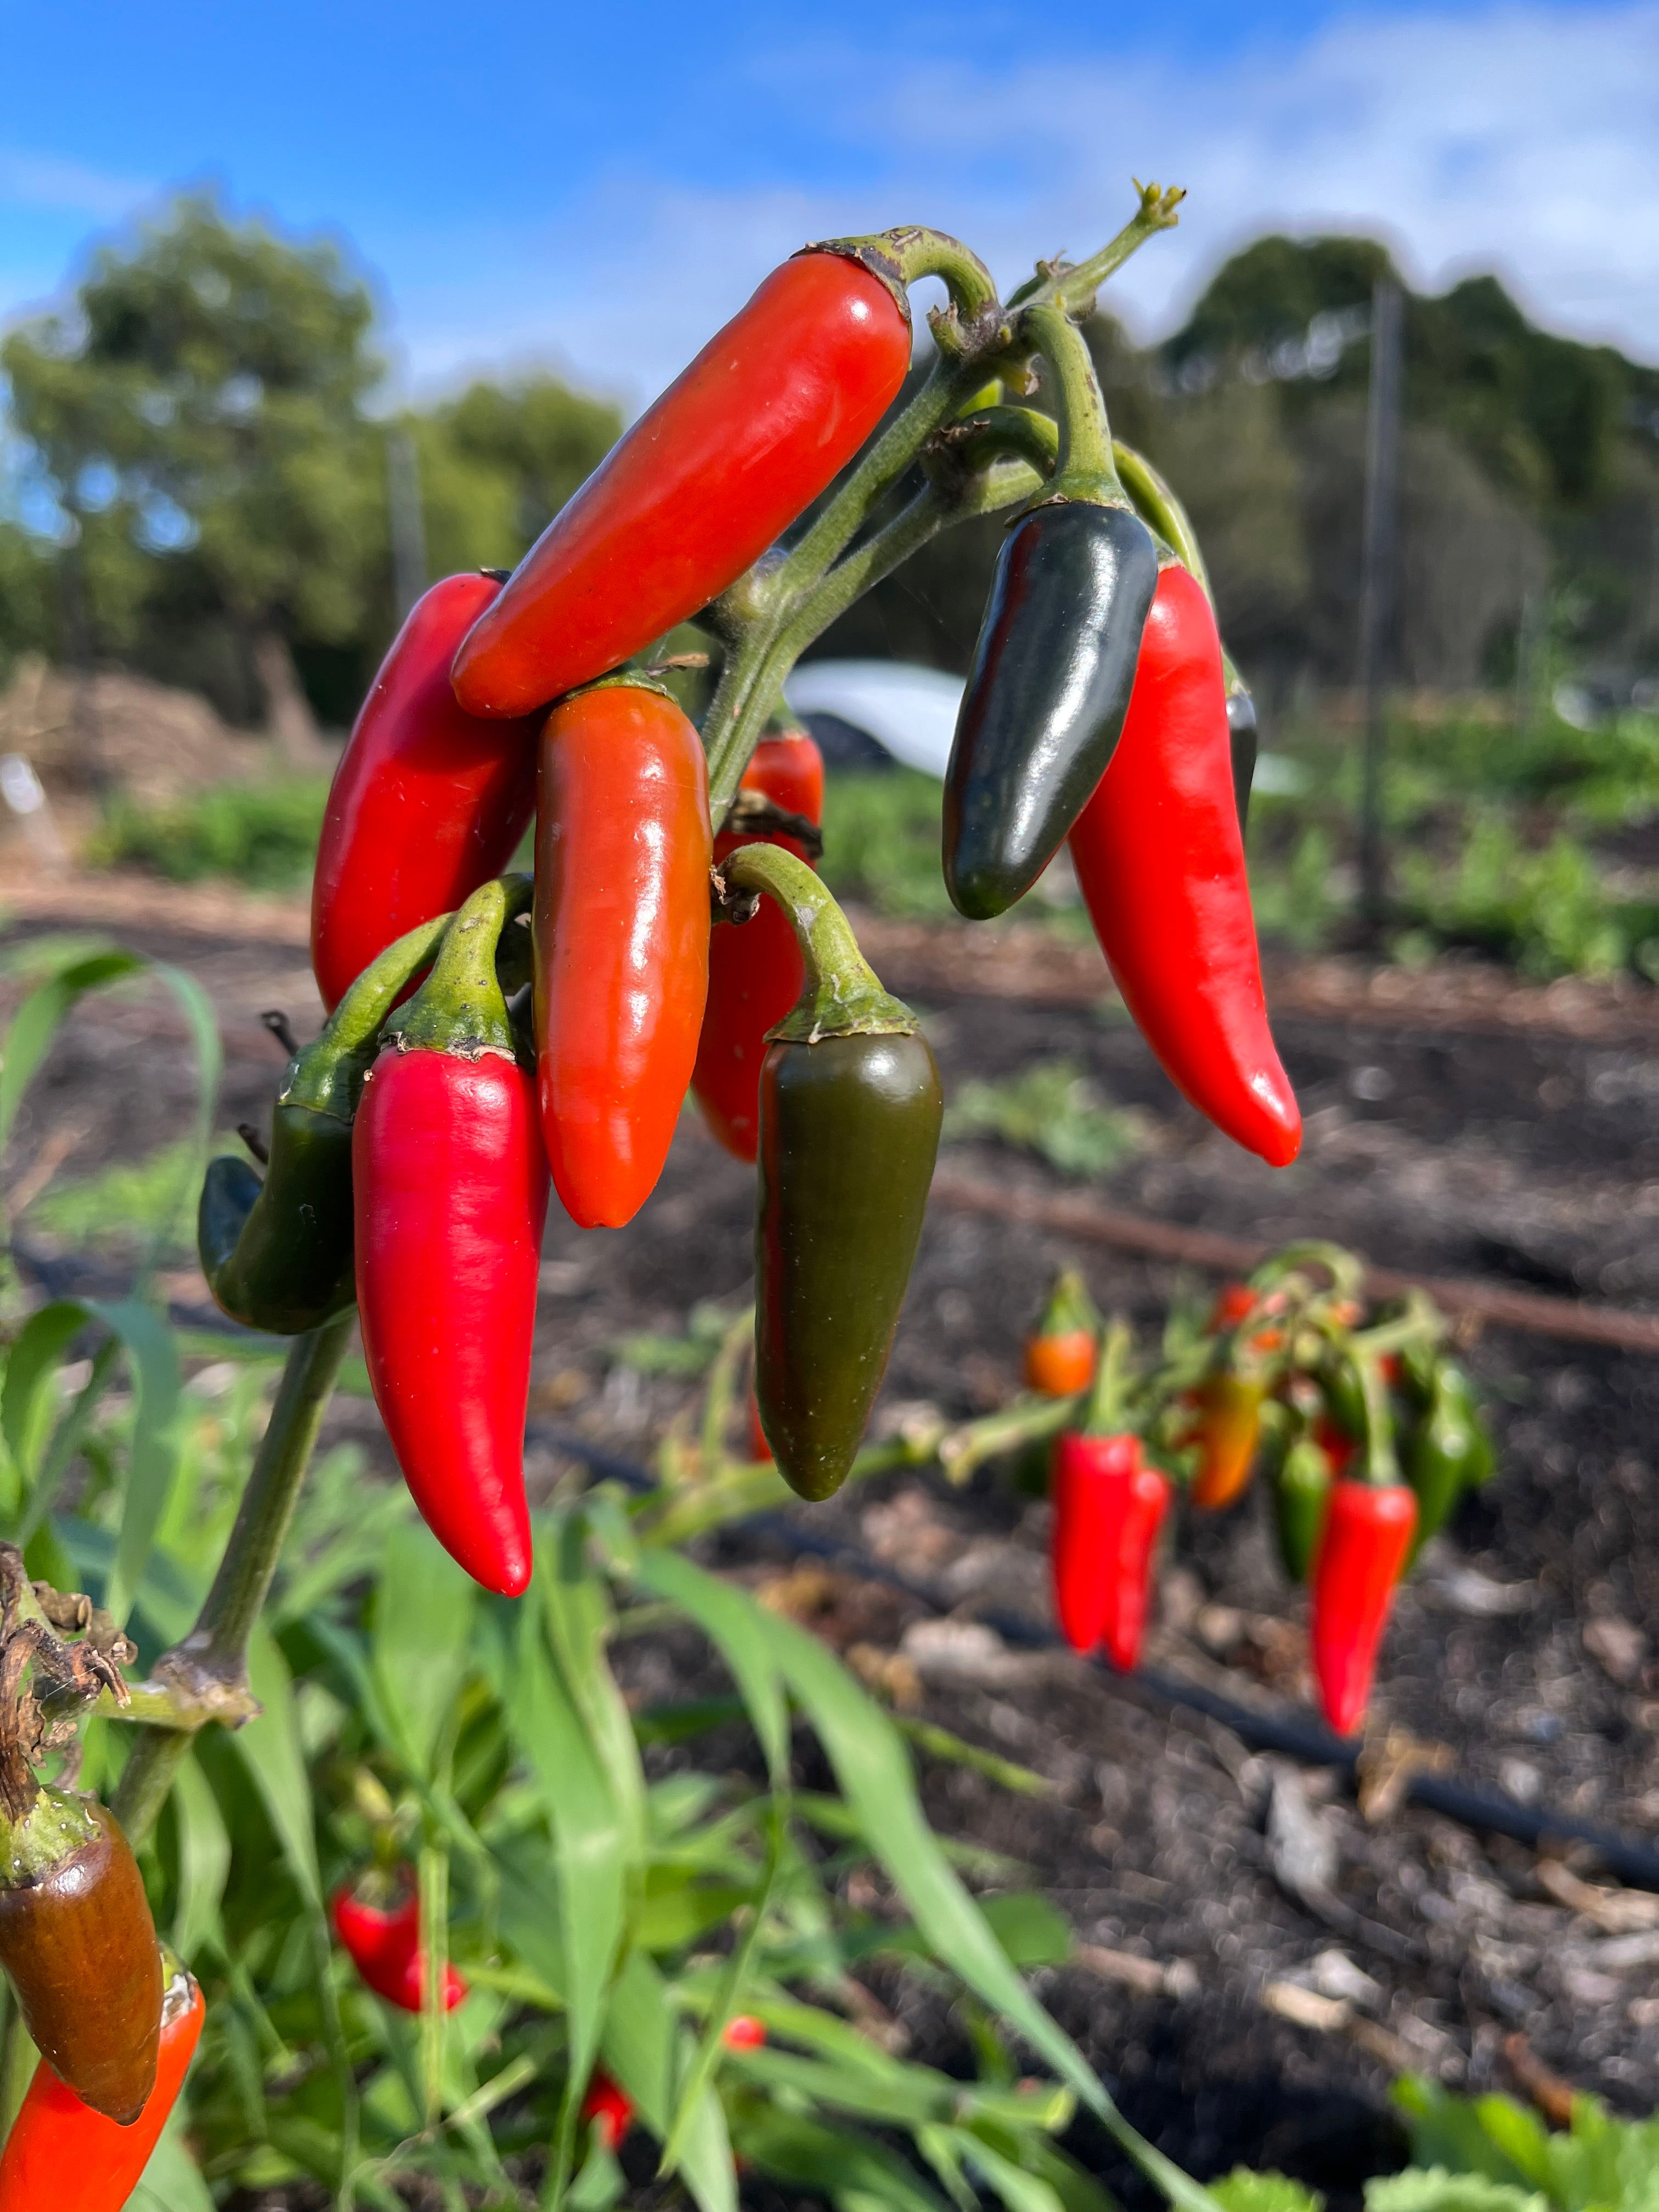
[3,194,385,753]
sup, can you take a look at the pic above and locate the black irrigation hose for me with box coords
[529,1424,1659,1895]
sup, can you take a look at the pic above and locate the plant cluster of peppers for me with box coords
[1028,1246,1496,1736]
[198,188,1301,1610]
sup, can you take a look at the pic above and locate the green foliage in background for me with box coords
[942,1060,1145,1178]
[88,775,330,889]
[818,768,954,919]
[1222,2075,1659,2212]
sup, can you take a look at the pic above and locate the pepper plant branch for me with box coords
[1113,442,1207,586]
[1019,303,1126,505]
[112,1312,355,1848]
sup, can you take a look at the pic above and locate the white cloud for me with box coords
[385,0,1659,402]
[0,148,152,222]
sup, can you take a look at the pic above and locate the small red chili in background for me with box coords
[1051,1433,1170,1672]
[1208,1282,1257,1331]
[693,727,825,1162]
[723,2015,768,2049]
[534,678,712,1228]
[0,1956,204,2212]
[333,1876,466,2015]
[582,2072,635,2151]
[1309,1480,1418,1737]
[311,572,541,1013]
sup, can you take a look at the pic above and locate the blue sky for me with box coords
[2,0,1656,412]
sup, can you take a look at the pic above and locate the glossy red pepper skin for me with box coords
[1309,1480,1418,1737]
[1068,565,1300,1167]
[311,574,541,1012]
[333,1879,466,2013]
[693,733,825,1163]
[0,1961,202,2211]
[354,1048,549,1596]
[1050,1432,1136,1655]
[450,256,912,718]
[534,683,712,1227]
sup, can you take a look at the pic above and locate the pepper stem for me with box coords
[392,876,530,1060]
[719,844,917,1042]
[1079,1318,1135,1436]
[287,910,456,1119]
[1019,303,1126,507]
[807,227,1001,336]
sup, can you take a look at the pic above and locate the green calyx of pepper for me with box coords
[719,842,917,1042]
[1033,1267,1102,1347]
[390,876,533,1063]
[805,227,1005,354]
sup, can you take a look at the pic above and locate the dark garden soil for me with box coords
[7,893,1659,2205]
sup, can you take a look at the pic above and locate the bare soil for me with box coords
[7,889,1659,2204]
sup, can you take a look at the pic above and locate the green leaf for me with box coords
[0,949,145,1158]
[545,1516,646,1863]
[733,2103,948,2212]
[0,1299,88,1492]
[143,959,223,1280]
[1364,2172,1547,2212]
[171,1747,232,1965]
[232,1621,321,1908]
[371,1519,476,1779]
[951,2127,1070,2212]
[596,1948,735,2212]
[1211,2172,1327,2212]
[97,1297,184,1626]
[631,1547,789,1785]
[506,1584,625,2203]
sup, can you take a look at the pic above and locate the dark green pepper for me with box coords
[199,912,451,1333]
[1403,1358,1494,1561]
[1273,1434,1334,1584]
[1319,1350,1368,1442]
[943,302,1157,921]
[723,843,941,1502]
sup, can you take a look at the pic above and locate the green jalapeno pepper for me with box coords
[721,843,942,1503]
[1274,1433,1334,1584]
[199,913,453,1333]
[1403,1357,1494,1561]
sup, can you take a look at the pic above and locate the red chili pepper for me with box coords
[723,2015,767,2050]
[311,574,541,1013]
[1068,565,1300,1167]
[1209,1282,1257,1331]
[582,2071,635,2151]
[1053,1433,1159,1663]
[332,1877,466,2013]
[355,881,549,1596]
[0,1958,203,2212]
[1312,1413,1358,1478]
[450,255,912,718]
[693,730,825,1161]
[1309,1480,1418,1737]
[534,680,712,1228]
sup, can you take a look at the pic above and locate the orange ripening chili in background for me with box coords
[0,1958,204,2212]
[692,729,825,1161]
[1068,565,1301,1167]
[534,681,713,1228]
[1188,1373,1266,1509]
[1025,1331,1096,1398]
[450,254,913,718]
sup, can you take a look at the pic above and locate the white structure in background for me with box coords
[782,656,1306,795]
[782,659,962,778]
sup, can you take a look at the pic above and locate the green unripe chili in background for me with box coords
[199,912,452,1333]
[1403,1357,1494,1562]
[1274,1433,1334,1584]
[723,842,943,1502]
